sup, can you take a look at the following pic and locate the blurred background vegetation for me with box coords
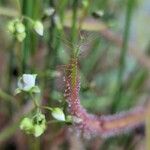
[0,0,150,149]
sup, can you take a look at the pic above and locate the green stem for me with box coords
[40,105,52,111]
[22,15,34,24]
[112,0,135,112]
[15,0,21,14]
[7,40,15,93]
[71,0,79,57]
[58,0,68,24]
[21,0,33,72]
[6,38,17,114]
[30,92,39,108]
[30,138,40,150]
[44,0,60,91]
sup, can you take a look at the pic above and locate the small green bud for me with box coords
[51,107,65,121]
[16,32,26,42]
[20,113,46,137]
[7,21,15,33]
[7,19,26,42]
[20,117,34,134]
[33,124,45,137]
[16,22,25,33]
[93,10,104,18]
[82,0,89,8]
[32,113,46,137]
[34,113,46,124]
[33,21,44,36]
[66,115,73,123]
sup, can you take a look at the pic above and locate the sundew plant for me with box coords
[0,0,150,150]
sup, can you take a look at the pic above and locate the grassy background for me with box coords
[0,0,150,149]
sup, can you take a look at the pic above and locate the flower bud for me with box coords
[33,21,44,36]
[33,124,45,137]
[16,22,25,33]
[51,108,65,121]
[20,117,34,134]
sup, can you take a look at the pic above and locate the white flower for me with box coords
[18,74,37,91]
[15,74,40,94]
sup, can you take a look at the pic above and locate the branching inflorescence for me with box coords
[64,57,149,138]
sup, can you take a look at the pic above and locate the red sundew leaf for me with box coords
[64,57,148,138]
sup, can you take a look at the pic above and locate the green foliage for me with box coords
[0,0,149,149]
[20,112,46,137]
